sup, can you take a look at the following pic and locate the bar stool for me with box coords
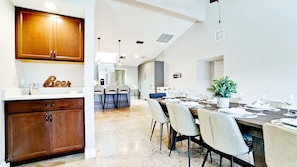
[94,85,104,109]
[104,85,117,108]
[117,85,130,107]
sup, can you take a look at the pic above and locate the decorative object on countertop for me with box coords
[207,76,237,108]
[43,76,71,87]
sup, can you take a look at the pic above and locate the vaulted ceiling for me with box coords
[10,0,206,66]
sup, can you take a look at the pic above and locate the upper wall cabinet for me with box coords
[15,8,84,62]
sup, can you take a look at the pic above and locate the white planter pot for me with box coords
[217,98,230,108]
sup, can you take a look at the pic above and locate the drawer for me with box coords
[5,98,83,114]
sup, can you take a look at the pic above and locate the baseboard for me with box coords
[84,148,96,159]
[0,161,10,167]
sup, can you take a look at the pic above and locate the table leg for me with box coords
[252,136,267,167]
[168,126,177,150]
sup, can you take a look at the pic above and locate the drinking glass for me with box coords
[257,94,267,116]
[283,94,295,117]
[237,92,243,108]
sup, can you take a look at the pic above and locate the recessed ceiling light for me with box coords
[44,2,56,10]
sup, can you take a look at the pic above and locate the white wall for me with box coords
[123,66,138,88]
[20,61,84,87]
[0,0,15,166]
[160,0,297,107]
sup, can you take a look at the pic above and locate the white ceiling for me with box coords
[10,0,206,67]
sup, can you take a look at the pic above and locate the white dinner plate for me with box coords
[271,119,297,131]
[280,118,297,127]
[244,104,280,112]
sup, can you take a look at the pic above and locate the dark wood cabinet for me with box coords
[5,98,84,163]
[16,8,84,62]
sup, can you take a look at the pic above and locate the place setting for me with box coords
[271,117,297,131]
[244,94,281,116]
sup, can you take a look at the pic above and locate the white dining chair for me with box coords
[147,99,170,151]
[117,85,130,107]
[263,123,297,167]
[104,85,117,108]
[166,102,200,167]
[94,85,105,109]
[198,109,251,167]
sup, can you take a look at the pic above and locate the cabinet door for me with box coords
[49,109,84,154]
[54,16,84,62]
[16,9,53,60]
[7,112,49,162]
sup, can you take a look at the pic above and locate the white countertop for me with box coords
[2,87,84,101]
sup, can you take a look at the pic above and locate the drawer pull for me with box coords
[45,104,55,107]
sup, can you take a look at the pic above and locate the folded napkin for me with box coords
[165,98,181,103]
[245,101,273,110]
[218,108,257,118]
[206,98,217,104]
[180,101,204,108]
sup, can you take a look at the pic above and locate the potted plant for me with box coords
[207,76,237,108]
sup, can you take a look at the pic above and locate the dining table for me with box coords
[158,98,296,167]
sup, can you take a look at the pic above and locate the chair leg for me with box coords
[230,156,234,167]
[151,119,154,129]
[188,136,191,167]
[202,149,210,167]
[220,155,223,166]
[150,121,156,141]
[169,131,177,156]
[104,95,107,108]
[100,95,104,109]
[160,123,163,151]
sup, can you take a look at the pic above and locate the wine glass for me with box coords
[283,94,295,117]
[257,94,267,116]
[237,92,243,108]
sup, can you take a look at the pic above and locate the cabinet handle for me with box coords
[45,114,49,122]
[49,114,53,122]
[50,50,53,59]
[53,50,56,59]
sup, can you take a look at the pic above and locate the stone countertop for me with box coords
[2,87,84,101]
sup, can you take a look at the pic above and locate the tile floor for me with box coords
[16,99,253,167]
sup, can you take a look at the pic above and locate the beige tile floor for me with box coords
[16,99,253,167]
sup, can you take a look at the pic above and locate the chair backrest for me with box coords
[263,123,297,167]
[94,85,104,95]
[147,99,169,124]
[105,85,117,94]
[166,102,199,136]
[198,109,249,155]
[149,93,166,99]
[118,85,129,94]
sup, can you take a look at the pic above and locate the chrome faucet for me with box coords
[29,83,40,95]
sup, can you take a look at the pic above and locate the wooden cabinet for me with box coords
[15,8,84,62]
[5,98,84,163]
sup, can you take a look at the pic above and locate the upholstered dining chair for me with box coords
[94,85,105,109]
[166,102,200,167]
[198,109,251,167]
[147,99,170,151]
[263,123,297,167]
[117,85,130,107]
[104,85,117,108]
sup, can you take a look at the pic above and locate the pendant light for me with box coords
[95,37,101,63]
[117,39,122,66]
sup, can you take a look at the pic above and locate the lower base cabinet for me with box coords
[5,98,84,164]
